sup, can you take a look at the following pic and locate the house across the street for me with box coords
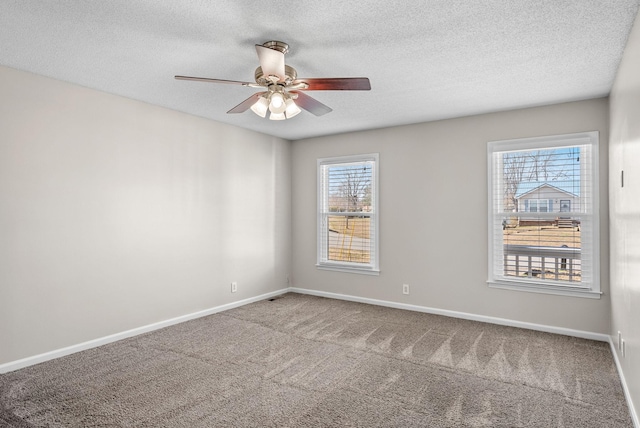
[515,182,579,226]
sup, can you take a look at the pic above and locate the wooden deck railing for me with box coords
[503,244,581,282]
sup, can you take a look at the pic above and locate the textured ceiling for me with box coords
[1,1,639,140]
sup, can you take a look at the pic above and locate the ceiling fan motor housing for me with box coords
[261,40,289,54]
[254,65,297,86]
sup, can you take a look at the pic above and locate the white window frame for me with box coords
[487,131,600,298]
[317,153,379,275]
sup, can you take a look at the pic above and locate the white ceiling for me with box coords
[1,1,639,141]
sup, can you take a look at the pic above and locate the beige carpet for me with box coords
[0,293,633,427]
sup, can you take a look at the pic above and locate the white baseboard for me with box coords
[0,286,611,372]
[289,287,610,342]
[0,288,289,374]
[609,337,640,428]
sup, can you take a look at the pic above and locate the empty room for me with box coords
[1,1,639,427]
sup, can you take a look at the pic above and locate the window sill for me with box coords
[487,280,601,299]
[316,263,380,276]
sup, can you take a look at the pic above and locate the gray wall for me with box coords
[610,7,640,420]
[0,66,292,365]
[0,59,621,380]
[292,98,610,334]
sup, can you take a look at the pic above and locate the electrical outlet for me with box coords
[231,281,237,293]
[402,284,409,295]
[286,275,290,285]
[618,331,622,350]
[621,339,626,358]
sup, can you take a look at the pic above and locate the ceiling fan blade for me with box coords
[227,92,263,114]
[293,77,371,91]
[175,75,260,87]
[255,45,286,81]
[290,91,332,116]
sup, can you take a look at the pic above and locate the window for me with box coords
[317,154,379,274]
[525,199,551,212]
[487,132,600,298]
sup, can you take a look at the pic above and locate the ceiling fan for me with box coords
[175,41,371,120]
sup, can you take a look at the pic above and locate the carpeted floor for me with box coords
[0,293,633,427]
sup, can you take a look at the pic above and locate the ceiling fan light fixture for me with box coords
[269,111,286,121]
[285,98,301,119]
[250,95,269,118]
[268,92,286,114]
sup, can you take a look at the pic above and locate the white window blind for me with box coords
[487,132,600,298]
[317,154,379,274]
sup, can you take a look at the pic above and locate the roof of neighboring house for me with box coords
[515,181,579,199]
